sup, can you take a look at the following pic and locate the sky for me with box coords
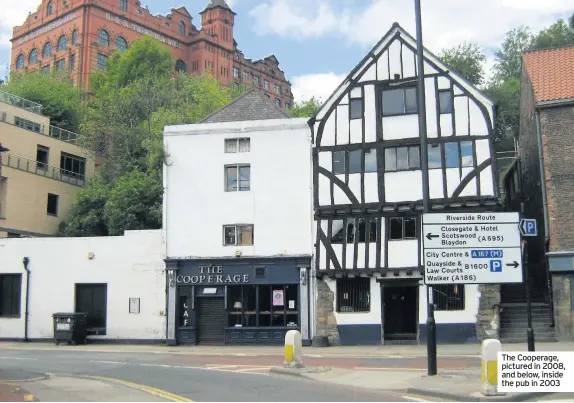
[1,0,572,103]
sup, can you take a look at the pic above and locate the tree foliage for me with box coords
[288,97,322,118]
[438,42,487,86]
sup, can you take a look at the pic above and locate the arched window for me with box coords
[16,54,25,69]
[57,35,67,52]
[115,36,128,52]
[98,30,109,47]
[46,0,53,16]
[179,21,185,36]
[175,59,187,73]
[29,48,38,64]
[71,29,78,45]
[42,42,53,58]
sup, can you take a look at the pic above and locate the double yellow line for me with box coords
[81,376,191,402]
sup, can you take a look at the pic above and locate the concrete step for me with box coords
[500,336,557,343]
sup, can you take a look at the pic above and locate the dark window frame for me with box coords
[336,277,370,313]
[60,152,86,178]
[47,193,59,216]
[381,86,418,117]
[0,274,22,318]
[384,146,420,172]
[333,148,377,175]
[388,216,417,241]
[223,224,254,246]
[433,284,465,311]
[438,89,453,114]
[36,145,49,170]
[349,98,363,120]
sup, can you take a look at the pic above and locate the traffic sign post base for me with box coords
[427,295,437,376]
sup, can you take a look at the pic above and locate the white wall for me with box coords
[324,277,382,325]
[163,118,314,259]
[0,230,166,341]
[418,282,480,324]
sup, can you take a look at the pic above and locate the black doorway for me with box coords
[383,285,418,342]
[196,297,225,345]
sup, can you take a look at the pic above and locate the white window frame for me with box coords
[223,224,254,246]
[224,138,250,153]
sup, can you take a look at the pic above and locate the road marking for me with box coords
[233,366,271,373]
[353,367,426,371]
[89,360,127,365]
[0,357,37,360]
[401,396,429,402]
[83,375,191,402]
[204,364,239,368]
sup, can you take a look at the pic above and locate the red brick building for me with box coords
[10,0,294,108]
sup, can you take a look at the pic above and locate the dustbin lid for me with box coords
[52,312,88,317]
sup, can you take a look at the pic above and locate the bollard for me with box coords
[284,329,304,368]
[481,339,502,396]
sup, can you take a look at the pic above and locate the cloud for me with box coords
[291,72,346,103]
[0,0,41,48]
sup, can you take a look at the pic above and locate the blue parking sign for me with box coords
[490,260,502,272]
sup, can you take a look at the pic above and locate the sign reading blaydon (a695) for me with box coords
[423,212,523,285]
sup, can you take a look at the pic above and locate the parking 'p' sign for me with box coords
[519,218,537,237]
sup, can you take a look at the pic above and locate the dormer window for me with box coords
[47,0,53,16]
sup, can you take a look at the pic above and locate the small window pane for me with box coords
[224,226,236,245]
[348,150,361,174]
[439,91,453,114]
[445,142,459,168]
[396,147,409,171]
[404,87,418,113]
[389,217,403,240]
[238,166,250,191]
[409,146,420,169]
[225,139,237,153]
[333,151,345,175]
[428,144,441,169]
[382,89,405,116]
[404,217,416,238]
[346,219,355,243]
[369,219,377,242]
[226,166,237,191]
[331,220,345,243]
[238,138,250,152]
[238,225,253,245]
[364,149,377,173]
[350,99,363,119]
[384,148,396,171]
[461,141,474,167]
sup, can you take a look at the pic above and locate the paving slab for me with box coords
[0,382,38,402]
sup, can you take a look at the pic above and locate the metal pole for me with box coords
[414,0,436,376]
[523,240,535,351]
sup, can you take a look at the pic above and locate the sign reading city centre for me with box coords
[422,212,523,285]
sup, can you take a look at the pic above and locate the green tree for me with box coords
[533,16,574,50]
[288,97,322,117]
[491,26,534,84]
[439,42,487,87]
[57,180,110,237]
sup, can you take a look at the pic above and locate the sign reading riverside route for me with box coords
[423,212,523,285]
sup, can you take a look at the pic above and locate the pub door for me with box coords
[196,297,226,345]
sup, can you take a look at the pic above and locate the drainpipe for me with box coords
[22,257,30,342]
[534,110,554,327]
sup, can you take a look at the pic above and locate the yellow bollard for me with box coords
[481,338,503,396]
[284,329,304,368]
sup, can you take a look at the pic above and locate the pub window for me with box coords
[384,146,420,171]
[433,284,465,311]
[230,285,298,327]
[332,151,345,175]
[445,142,459,168]
[389,216,416,240]
[47,193,59,216]
[350,98,363,120]
[224,138,250,153]
[333,149,377,175]
[223,224,254,246]
[60,152,86,178]
[427,143,442,169]
[336,277,370,313]
[348,150,361,174]
[225,164,250,191]
[0,274,22,317]
[438,90,453,114]
[75,283,107,335]
[331,219,376,243]
[460,141,474,167]
[36,145,49,170]
[381,87,417,116]
[364,149,377,172]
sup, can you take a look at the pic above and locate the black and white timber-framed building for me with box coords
[309,23,502,346]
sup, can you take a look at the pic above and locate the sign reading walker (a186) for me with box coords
[423,212,523,285]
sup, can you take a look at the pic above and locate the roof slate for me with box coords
[199,88,291,124]
[523,45,574,103]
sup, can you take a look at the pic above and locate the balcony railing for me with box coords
[0,110,81,145]
[1,152,87,187]
[0,90,43,114]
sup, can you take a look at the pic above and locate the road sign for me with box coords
[519,218,537,237]
[423,212,523,285]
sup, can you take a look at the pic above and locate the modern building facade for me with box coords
[0,89,95,237]
[163,90,313,346]
[10,0,293,108]
[309,23,501,345]
[504,45,574,341]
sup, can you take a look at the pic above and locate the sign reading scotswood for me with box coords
[422,212,523,285]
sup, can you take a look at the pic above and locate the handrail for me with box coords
[1,152,87,187]
[0,109,82,145]
[0,90,43,114]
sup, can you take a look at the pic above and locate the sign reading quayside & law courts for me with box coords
[176,265,250,285]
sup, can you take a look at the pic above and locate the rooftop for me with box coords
[0,90,43,114]
[523,45,574,103]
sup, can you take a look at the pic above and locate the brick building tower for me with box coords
[9,0,293,108]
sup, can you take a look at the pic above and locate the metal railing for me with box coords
[0,90,43,114]
[1,152,87,187]
[0,109,81,145]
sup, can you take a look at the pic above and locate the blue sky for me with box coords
[1,0,572,102]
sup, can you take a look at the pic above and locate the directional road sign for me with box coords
[519,218,537,237]
[423,212,523,285]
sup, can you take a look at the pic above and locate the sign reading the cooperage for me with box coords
[17,12,77,45]
[105,13,180,48]
[176,265,250,285]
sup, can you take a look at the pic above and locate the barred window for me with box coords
[336,277,370,313]
[432,284,465,311]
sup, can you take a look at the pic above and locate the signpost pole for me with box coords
[414,0,436,376]
[523,241,535,351]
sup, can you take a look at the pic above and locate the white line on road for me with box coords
[0,356,38,360]
[401,396,429,402]
[89,360,127,365]
[234,367,271,373]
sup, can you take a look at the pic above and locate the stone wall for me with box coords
[475,284,501,341]
[552,274,574,341]
[314,278,341,345]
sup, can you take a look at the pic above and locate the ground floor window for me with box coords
[75,283,107,334]
[336,277,370,312]
[227,285,299,328]
[432,284,465,311]
[0,274,22,317]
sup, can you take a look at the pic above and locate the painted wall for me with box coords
[0,230,166,341]
[163,118,314,260]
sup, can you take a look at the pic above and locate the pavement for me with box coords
[0,341,573,401]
